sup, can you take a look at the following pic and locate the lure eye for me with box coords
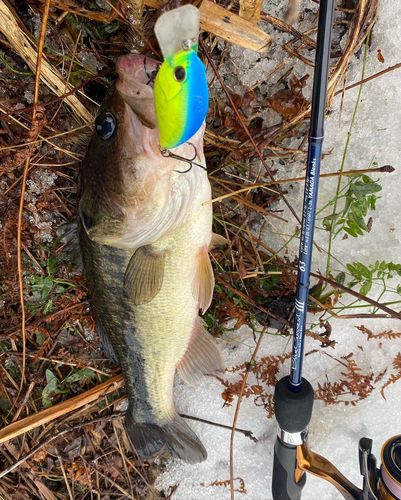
[174,66,186,82]
[95,112,116,140]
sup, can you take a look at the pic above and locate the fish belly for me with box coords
[134,179,212,422]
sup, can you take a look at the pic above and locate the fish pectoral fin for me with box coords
[177,317,224,388]
[123,245,165,305]
[208,232,228,250]
[191,247,214,314]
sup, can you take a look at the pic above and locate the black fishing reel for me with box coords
[272,376,401,500]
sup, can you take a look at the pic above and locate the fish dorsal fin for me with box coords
[191,247,214,314]
[124,246,165,305]
[209,232,228,250]
[155,5,200,61]
[177,317,224,387]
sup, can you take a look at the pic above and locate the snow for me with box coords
[156,0,401,499]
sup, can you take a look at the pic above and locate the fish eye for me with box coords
[174,66,186,82]
[95,111,116,140]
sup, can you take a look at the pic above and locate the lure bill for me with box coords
[154,5,209,150]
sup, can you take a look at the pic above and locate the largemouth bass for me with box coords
[78,54,224,464]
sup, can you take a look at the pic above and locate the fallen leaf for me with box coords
[239,0,263,24]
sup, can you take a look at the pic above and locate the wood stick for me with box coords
[199,0,272,52]
[0,375,124,445]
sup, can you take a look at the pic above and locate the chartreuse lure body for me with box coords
[154,5,209,150]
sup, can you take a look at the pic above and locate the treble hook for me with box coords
[159,142,207,174]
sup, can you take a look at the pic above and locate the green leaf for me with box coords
[47,253,59,275]
[368,195,378,210]
[334,272,346,285]
[43,299,53,315]
[387,263,401,276]
[40,276,54,299]
[347,263,359,277]
[103,23,120,34]
[322,214,338,231]
[379,261,387,271]
[42,370,59,408]
[348,262,372,279]
[36,331,45,346]
[359,280,372,296]
[347,218,363,236]
[64,368,97,386]
[0,396,11,414]
[349,208,368,231]
[352,180,382,196]
[343,193,353,214]
[343,226,358,237]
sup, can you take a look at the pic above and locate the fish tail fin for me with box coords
[125,411,207,464]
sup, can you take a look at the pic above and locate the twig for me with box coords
[12,353,110,377]
[10,382,35,424]
[0,67,114,121]
[334,61,401,95]
[84,459,136,500]
[0,124,91,153]
[206,165,394,205]
[0,414,122,479]
[248,60,289,91]
[180,414,257,442]
[199,38,302,226]
[261,12,317,48]
[55,447,74,500]
[215,275,291,327]
[230,328,266,500]
[16,0,50,399]
[282,263,401,320]
[3,302,87,338]
[0,375,124,445]
[112,422,135,498]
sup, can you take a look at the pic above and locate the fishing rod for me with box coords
[271,1,401,499]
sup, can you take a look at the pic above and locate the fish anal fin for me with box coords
[125,410,207,464]
[177,317,224,387]
[192,247,214,314]
[209,232,228,250]
[124,245,165,305]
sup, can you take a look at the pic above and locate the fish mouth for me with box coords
[116,54,160,130]
[117,54,161,88]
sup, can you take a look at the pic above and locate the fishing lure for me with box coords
[154,5,209,150]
